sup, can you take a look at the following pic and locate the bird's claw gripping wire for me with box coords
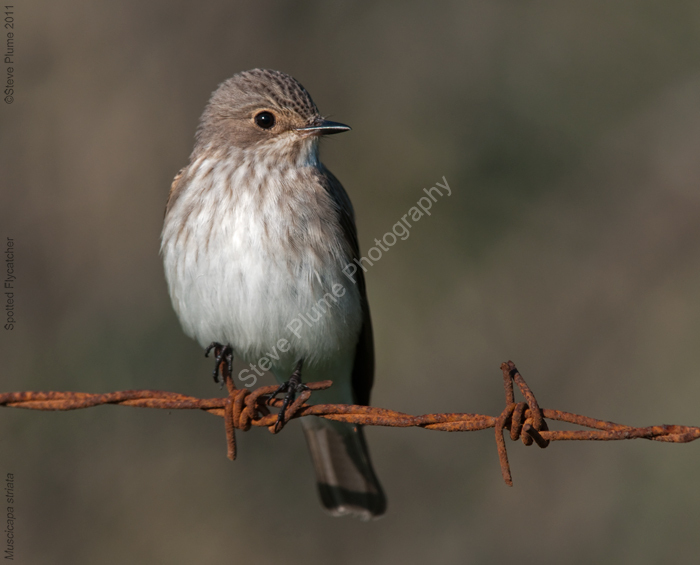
[266,359,308,432]
[205,343,233,387]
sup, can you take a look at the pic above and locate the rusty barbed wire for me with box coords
[1,361,698,485]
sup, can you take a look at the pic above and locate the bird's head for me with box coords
[194,68,350,166]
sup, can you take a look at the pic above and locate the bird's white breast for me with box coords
[161,153,362,370]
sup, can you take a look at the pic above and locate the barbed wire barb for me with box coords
[1,360,698,485]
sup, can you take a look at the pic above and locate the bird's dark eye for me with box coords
[254,111,276,129]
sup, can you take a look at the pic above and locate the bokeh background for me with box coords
[2,1,700,563]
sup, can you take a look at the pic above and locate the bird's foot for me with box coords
[204,342,233,387]
[267,359,307,431]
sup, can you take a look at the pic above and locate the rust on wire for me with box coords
[1,360,698,485]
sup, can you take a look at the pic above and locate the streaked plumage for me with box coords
[161,69,385,519]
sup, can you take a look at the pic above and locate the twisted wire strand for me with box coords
[1,361,697,485]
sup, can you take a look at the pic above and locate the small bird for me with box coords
[160,69,386,519]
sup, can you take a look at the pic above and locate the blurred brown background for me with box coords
[2,1,700,563]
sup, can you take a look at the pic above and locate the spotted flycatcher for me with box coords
[161,69,385,519]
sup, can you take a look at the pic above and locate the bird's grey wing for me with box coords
[164,167,187,217]
[306,167,385,519]
[318,166,375,406]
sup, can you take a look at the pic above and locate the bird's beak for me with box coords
[296,119,351,136]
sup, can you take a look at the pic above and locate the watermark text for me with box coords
[5,473,14,560]
[4,237,15,330]
[236,176,452,387]
[4,6,14,104]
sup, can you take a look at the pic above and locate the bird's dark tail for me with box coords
[301,417,386,520]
